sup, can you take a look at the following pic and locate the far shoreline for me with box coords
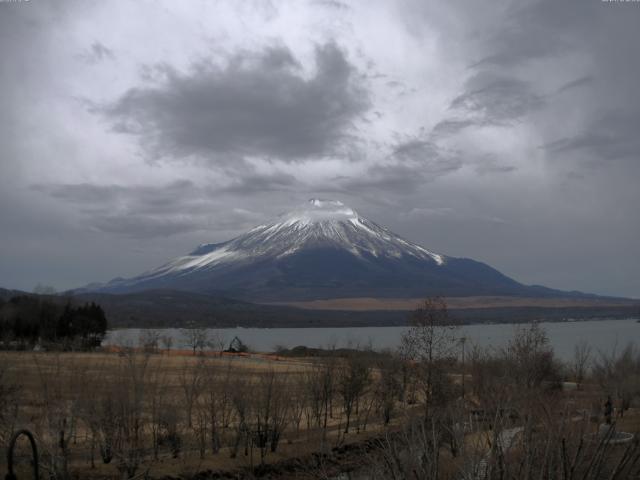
[105,315,640,332]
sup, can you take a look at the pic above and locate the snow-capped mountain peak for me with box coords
[85,199,580,302]
[235,198,444,263]
[114,199,444,286]
[88,198,565,301]
[269,198,358,227]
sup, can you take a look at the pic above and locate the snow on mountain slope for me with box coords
[140,199,444,280]
[94,198,566,301]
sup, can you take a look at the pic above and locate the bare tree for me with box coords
[215,361,236,451]
[504,322,561,397]
[374,355,404,425]
[337,354,371,434]
[193,389,209,460]
[138,329,160,354]
[77,359,111,469]
[33,354,86,480]
[112,351,150,479]
[182,326,209,356]
[230,376,250,459]
[147,360,168,461]
[571,340,592,390]
[202,361,224,454]
[593,343,640,417]
[468,344,512,415]
[250,369,291,463]
[401,297,458,418]
[207,331,226,355]
[0,360,20,446]
[369,417,443,479]
[289,373,307,438]
[158,408,182,459]
[305,359,336,445]
[179,358,205,428]
[160,334,173,353]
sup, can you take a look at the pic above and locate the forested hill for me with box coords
[77,290,640,328]
[2,287,638,329]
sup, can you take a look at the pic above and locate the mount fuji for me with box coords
[88,199,587,301]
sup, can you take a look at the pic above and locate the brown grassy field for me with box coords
[2,332,640,480]
[0,349,407,479]
[268,295,639,311]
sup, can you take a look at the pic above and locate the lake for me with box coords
[104,318,640,361]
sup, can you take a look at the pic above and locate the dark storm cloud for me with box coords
[434,74,544,136]
[543,110,640,163]
[77,41,115,64]
[40,182,126,204]
[384,134,515,186]
[555,76,593,95]
[99,42,370,162]
[33,180,215,238]
[356,163,458,192]
[471,0,597,67]
[37,180,196,212]
[334,139,463,194]
[313,0,350,10]
[391,139,439,160]
[474,156,517,175]
[218,171,297,194]
[451,75,543,122]
[33,176,291,238]
[430,119,476,137]
[390,139,463,176]
[90,215,202,238]
[429,0,597,140]
[338,165,426,193]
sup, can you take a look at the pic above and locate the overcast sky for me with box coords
[1,0,639,298]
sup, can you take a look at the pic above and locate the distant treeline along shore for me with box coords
[0,294,107,349]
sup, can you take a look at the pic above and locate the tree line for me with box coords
[0,295,108,349]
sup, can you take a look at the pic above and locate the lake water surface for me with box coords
[104,318,640,361]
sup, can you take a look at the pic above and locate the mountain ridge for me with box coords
[3,287,638,329]
[82,199,606,302]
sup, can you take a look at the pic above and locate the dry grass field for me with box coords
[2,320,640,480]
[268,295,639,311]
[0,349,409,479]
